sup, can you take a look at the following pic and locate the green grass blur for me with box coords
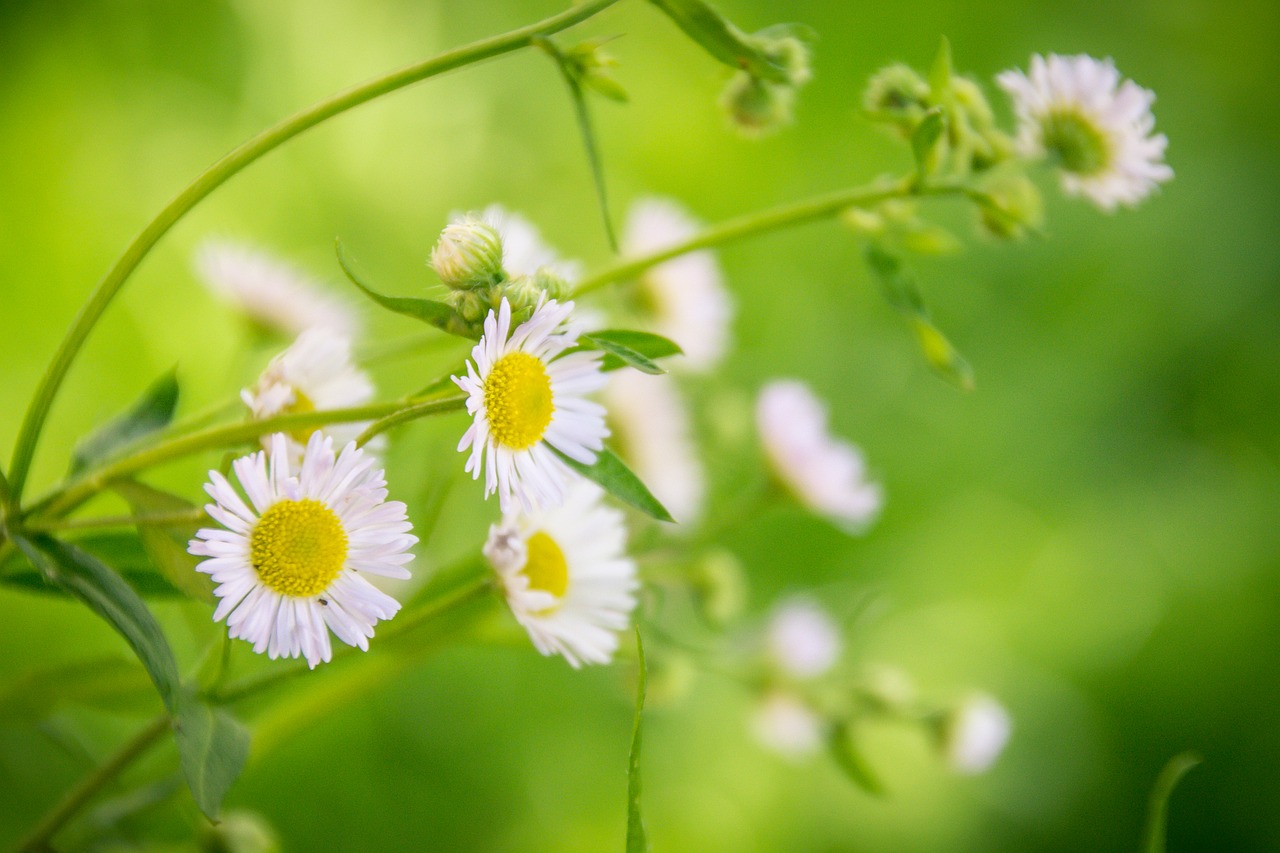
[0,0,1277,850]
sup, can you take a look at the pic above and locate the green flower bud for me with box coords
[863,63,931,129]
[201,810,281,853]
[758,33,812,88]
[531,266,572,302]
[690,548,748,627]
[975,172,1044,240]
[499,274,543,325]
[449,288,489,325]
[721,72,795,136]
[431,216,505,289]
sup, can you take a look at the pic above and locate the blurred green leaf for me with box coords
[15,535,181,714]
[0,658,156,723]
[910,316,974,391]
[582,331,676,374]
[113,480,214,603]
[69,369,179,476]
[828,720,887,796]
[1,531,186,598]
[646,0,793,84]
[911,108,945,177]
[1142,751,1201,853]
[336,240,461,334]
[174,697,251,820]
[626,628,648,853]
[554,447,674,523]
[927,36,953,97]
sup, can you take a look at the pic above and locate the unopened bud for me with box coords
[975,172,1044,240]
[690,548,747,628]
[531,266,572,302]
[431,216,505,289]
[201,810,281,853]
[721,72,794,137]
[863,64,931,129]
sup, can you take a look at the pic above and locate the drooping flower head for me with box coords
[242,328,376,464]
[622,198,733,373]
[194,239,359,338]
[484,485,638,668]
[603,370,705,525]
[997,54,1172,211]
[454,298,608,514]
[766,596,842,680]
[756,380,883,533]
[189,433,416,668]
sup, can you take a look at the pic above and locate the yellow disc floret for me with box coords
[250,498,348,597]
[521,530,569,601]
[484,351,554,450]
[281,388,318,444]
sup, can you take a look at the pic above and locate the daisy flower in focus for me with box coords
[453,298,608,514]
[195,239,359,338]
[756,380,882,533]
[604,370,705,525]
[766,596,842,680]
[997,54,1172,211]
[189,433,416,669]
[242,328,375,464]
[483,484,638,668]
[622,198,733,373]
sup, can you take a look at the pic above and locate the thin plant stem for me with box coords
[11,713,170,853]
[355,397,469,447]
[23,509,208,534]
[572,177,969,295]
[6,0,621,505]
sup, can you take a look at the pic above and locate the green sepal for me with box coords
[553,447,675,523]
[69,369,179,475]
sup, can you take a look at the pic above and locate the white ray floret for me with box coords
[756,380,883,533]
[766,596,842,679]
[943,693,1012,774]
[484,484,639,668]
[622,198,733,373]
[454,298,608,514]
[997,54,1172,211]
[603,371,705,525]
[194,239,360,338]
[189,432,416,669]
[242,328,376,464]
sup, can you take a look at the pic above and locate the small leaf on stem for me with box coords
[70,369,179,475]
[553,447,675,523]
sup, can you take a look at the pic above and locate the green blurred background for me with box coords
[1,0,1277,850]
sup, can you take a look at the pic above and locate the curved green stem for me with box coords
[572,177,969,295]
[26,397,466,522]
[355,397,468,447]
[23,509,208,534]
[6,0,621,505]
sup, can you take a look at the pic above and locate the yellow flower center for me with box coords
[249,498,348,598]
[282,388,318,444]
[521,530,569,604]
[484,351,554,450]
[1041,109,1111,177]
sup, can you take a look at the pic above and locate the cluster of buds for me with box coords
[721,29,812,136]
[430,216,572,334]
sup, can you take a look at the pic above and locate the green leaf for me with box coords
[0,658,156,723]
[646,0,794,84]
[15,535,181,714]
[1,531,186,598]
[828,720,887,796]
[582,333,668,375]
[336,240,463,335]
[584,330,683,372]
[911,108,946,177]
[928,35,953,96]
[626,628,648,853]
[70,369,179,475]
[910,317,974,391]
[113,480,214,603]
[1142,752,1201,853]
[173,697,251,820]
[554,447,674,523]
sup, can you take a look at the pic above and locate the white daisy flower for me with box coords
[750,692,825,759]
[483,484,639,668]
[941,693,1012,774]
[453,298,608,514]
[194,239,360,338]
[189,432,416,669]
[622,198,733,373]
[603,370,705,525]
[766,596,842,679]
[756,380,882,533]
[462,204,582,282]
[242,328,376,464]
[997,54,1173,211]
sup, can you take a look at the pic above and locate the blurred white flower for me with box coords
[603,370,705,525]
[194,239,359,338]
[942,693,1012,774]
[998,54,1172,211]
[454,298,607,514]
[767,596,842,679]
[484,484,638,668]
[750,692,824,759]
[242,328,375,464]
[189,433,416,669]
[622,198,733,373]
[756,380,882,533]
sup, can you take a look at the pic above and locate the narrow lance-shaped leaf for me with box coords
[70,369,179,475]
[1,530,187,599]
[113,480,214,603]
[911,108,946,178]
[646,0,794,84]
[626,628,648,853]
[828,720,887,796]
[581,332,680,375]
[553,447,675,523]
[15,535,181,714]
[1142,752,1202,853]
[336,240,465,336]
[174,696,251,821]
